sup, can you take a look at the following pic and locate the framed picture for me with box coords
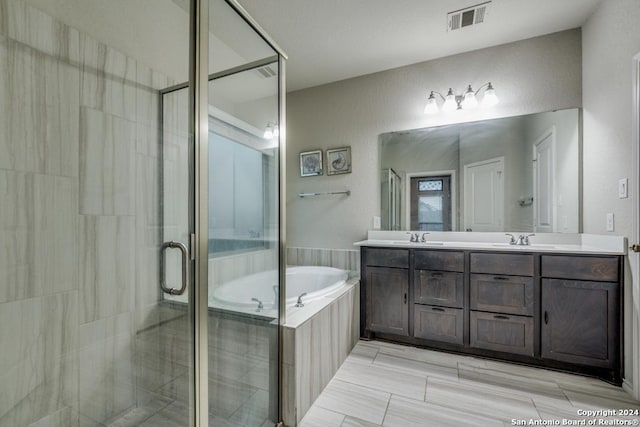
[326,146,352,175]
[300,150,323,176]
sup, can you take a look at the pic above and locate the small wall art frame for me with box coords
[300,149,323,176]
[326,146,352,175]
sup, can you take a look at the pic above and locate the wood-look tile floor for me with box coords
[300,340,640,427]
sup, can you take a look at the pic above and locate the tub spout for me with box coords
[251,297,264,312]
[295,292,307,308]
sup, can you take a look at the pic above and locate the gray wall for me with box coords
[287,29,582,249]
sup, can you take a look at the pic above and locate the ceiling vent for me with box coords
[256,65,277,79]
[447,1,490,32]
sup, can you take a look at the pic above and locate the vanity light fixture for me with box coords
[263,122,279,139]
[424,82,498,114]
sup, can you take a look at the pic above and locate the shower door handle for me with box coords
[160,241,189,295]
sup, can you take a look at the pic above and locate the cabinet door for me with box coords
[366,267,409,336]
[541,279,619,368]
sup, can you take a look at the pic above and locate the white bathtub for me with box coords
[210,266,348,311]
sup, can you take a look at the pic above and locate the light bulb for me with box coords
[424,92,439,114]
[482,83,499,107]
[442,88,457,112]
[461,85,478,109]
[263,124,273,139]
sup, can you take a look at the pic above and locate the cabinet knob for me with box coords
[544,311,549,324]
[630,244,640,253]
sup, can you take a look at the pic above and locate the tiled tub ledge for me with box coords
[282,277,360,426]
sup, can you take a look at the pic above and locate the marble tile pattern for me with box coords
[0,0,180,425]
[299,340,640,427]
[287,247,360,276]
[283,282,360,426]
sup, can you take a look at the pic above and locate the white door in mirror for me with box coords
[463,157,504,231]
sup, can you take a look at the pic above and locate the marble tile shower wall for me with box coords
[0,2,180,426]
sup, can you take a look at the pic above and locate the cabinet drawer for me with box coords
[470,311,534,356]
[364,248,409,268]
[415,270,464,308]
[414,250,464,272]
[470,274,533,316]
[541,255,619,282]
[414,305,463,345]
[470,253,534,276]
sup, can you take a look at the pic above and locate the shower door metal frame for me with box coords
[190,1,288,426]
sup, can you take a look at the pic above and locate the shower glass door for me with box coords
[204,1,283,425]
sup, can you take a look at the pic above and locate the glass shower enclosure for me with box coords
[0,0,285,425]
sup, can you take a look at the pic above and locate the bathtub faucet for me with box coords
[295,293,307,308]
[272,285,279,308]
[251,298,264,312]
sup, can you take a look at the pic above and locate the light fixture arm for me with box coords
[429,90,447,102]
[473,82,493,96]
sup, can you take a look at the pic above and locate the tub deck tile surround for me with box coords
[300,340,640,427]
[283,279,360,426]
[286,247,360,274]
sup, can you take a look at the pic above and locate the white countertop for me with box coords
[354,232,627,255]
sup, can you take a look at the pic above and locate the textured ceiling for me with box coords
[237,0,602,92]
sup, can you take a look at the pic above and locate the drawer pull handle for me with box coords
[493,315,509,320]
[431,272,443,277]
[544,311,549,324]
[432,307,445,312]
[404,293,407,304]
[493,276,509,281]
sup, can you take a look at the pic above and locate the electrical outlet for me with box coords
[606,213,615,232]
[619,178,628,198]
[373,216,381,229]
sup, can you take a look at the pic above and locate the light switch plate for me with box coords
[373,216,381,229]
[619,178,628,198]
[606,213,615,232]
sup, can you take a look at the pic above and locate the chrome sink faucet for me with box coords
[506,233,535,245]
[406,231,419,242]
[420,232,430,242]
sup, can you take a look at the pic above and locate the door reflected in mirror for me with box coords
[380,108,581,233]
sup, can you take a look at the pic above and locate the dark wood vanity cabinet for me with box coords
[469,253,535,356]
[413,251,464,345]
[540,255,620,369]
[360,246,623,383]
[361,248,409,336]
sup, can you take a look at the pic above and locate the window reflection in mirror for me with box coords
[380,108,581,233]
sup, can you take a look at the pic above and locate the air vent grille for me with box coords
[256,66,277,78]
[448,1,490,31]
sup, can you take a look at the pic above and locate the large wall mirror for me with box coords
[380,108,581,233]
